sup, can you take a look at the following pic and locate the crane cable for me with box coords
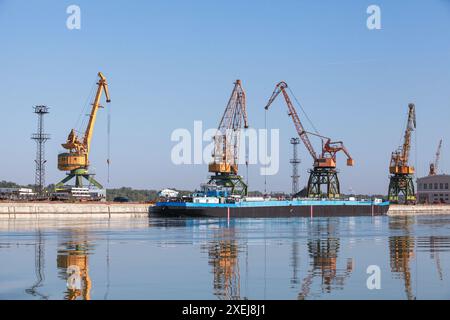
[264,108,268,195]
[107,101,111,184]
[414,124,418,299]
[287,87,320,135]
[75,79,97,135]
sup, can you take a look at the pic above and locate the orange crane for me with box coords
[388,103,416,204]
[208,80,249,196]
[264,81,353,198]
[429,139,442,176]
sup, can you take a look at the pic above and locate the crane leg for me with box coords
[208,174,248,196]
[388,174,416,204]
[55,169,103,190]
[55,174,76,189]
[307,168,340,199]
[84,175,103,189]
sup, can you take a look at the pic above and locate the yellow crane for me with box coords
[388,103,416,204]
[56,72,110,189]
[207,80,249,196]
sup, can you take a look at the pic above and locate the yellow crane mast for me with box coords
[207,80,249,196]
[56,72,111,189]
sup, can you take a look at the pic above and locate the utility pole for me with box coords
[31,106,50,197]
[290,138,301,195]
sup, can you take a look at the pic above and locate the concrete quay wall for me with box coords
[0,202,150,218]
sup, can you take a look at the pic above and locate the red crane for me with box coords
[264,81,353,198]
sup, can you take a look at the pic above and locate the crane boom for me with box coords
[264,81,318,161]
[83,72,111,154]
[402,103,416,164]
[390,103,416,174]
[429,139,443,176]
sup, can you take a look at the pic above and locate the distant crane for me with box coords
[429,139,443,176]
[208,80,249,196]
[56,72,111,190]
[388,103,416,204]
[264,81,354,198]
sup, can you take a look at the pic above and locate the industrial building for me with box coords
[0,188,36,200]
[417,174,450,204]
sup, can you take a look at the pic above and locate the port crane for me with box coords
[429,139,442,176]
[208,80,249,196]
[56,72,111,190]
[264,81,354,198]
[388,103,416,204]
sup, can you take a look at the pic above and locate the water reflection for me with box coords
[388,217,416,300]
[56,230,94,300]
[298,219,353,300]
[25,230,48,300]
[205,226,246,300]
[2,217,450,299]
[418,236,450,281]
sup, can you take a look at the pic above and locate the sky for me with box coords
[0,0,449,195]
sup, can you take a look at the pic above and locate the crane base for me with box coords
[388,174,416,204]
[208,173,248,196]
[55,168,103,190]
[307,168,340,198]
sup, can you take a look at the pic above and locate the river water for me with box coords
[1,215,450,300]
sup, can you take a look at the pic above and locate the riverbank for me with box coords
[387,204,450,216]
[0,202,150,218]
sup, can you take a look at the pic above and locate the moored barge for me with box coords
[151,199,390,218]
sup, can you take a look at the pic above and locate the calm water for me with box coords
[1,215,450,300]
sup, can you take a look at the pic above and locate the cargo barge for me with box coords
[151,199,390,218]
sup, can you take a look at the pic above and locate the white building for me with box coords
[0,188,36,200]
[417,174,450,204]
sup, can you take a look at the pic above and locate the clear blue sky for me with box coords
[0,0,449,194]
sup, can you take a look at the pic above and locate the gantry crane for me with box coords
[388,103,416,204]
[264,81,353,198]
[208,80,249,196]
[429,139,443,176]
[56,72,111,190]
